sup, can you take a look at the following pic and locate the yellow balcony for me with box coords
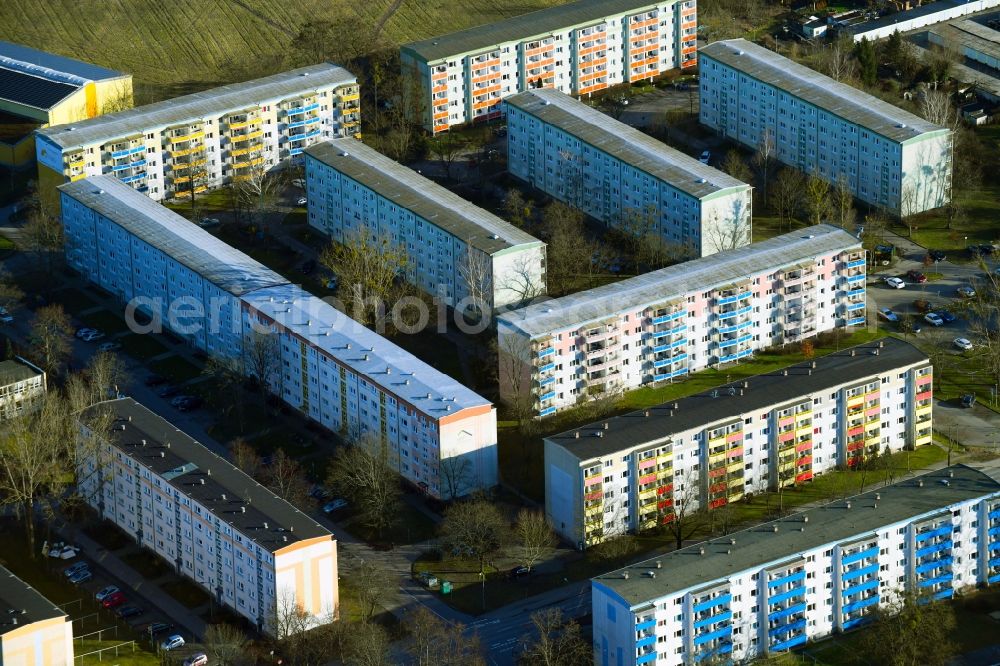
[638,487,656,500]
[69,173,86,182]
[727,460,743,474]
[169,145,204,157]
[67,157,84,169]
[229,145,258,158]
[232,157,265,170]
[585,505,602,518]
[231,130,264,144]
[340,91,360,102]
[796,425,812,437]
[168,130,204,144]
[228,120,251,130]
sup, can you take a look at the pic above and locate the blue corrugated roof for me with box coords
[0,41,126,83]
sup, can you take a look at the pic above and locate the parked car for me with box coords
[913,299,934,314]
[322,499,348,514]
[63,562,88,578]
[95,586,120,602]
[198,217,220,228]
[297,197,308,206]
[508,565,531,579]
[170,395,194,407]
[0,307,13,323]
[75,327,98,339]
[144,374,166,387]
[115,605,144,619]
[906,270,927,283]
[927,249,947,262]
[97,342,122,353]
[79,330,105,342]
[140,622,173,637]
[961,393,977,408]
[161,634,185,651]
[924,313,944,326]
[184,654,209,666]
[911,321,923,334]
[957,285,976,298]
[954,337,974,351]
[48,544,79,559]
[68,570,92,584]
[310,485,331,500]
[937,311,957,324]
[416,572,439,588]
[883,276,905,289]
[698,150,711,164]
[292,178,306,188]
[877,307,899,322]
[102,592,126,609]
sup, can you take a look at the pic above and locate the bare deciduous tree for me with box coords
[496,331,534,424]
[802,172,832,226]
[405,606,485,666]
[503,189,534,229]
[439,454,475,500]
[458,245,493,319]
[440,497,510,609]
[753,128,776,203]
[263,449,312,510]
[772,168,804,231]
[203,623,249,666]
[327,433,401,537]
[229,438,262,478]
[351,560,394,623]
[833,174,857,230]
[19,206,64,289]
[540,202,593,295]
[342,621,392,666]
[520,608,592,666]
[234,159,285,231]
[513,508,556,571]
[824,37,858,82]
[919,89,958,129]
[704,200,752,254]
[660,472,707,551]
[28,304,73,375]
[721,149,752,183]
[243,328,281,397]
[203,355,248,434]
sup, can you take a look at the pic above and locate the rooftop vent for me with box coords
[200,478,205,485]
[948,470,954,478]
[918,479,924,487]
[574,431,580,439]
[803,516,809,523]
[346,343,351,349]
[595,431,604,438]
[263,522,268,529]
[846,501,852,509]
[645,571,656,578]
[241,506,246,513]
[656,560,662,569]
[898,122,906,128]
[940,479,950,486]
[623,571,629,580]
[490,234,500,240]
[699,547,705,555]
[603,422,609,430]
[729,537,736,545]
[341,151,349,157]
[644,410,650,417]
[404,379,410,385]
[874,493,881,501]
[772,525,779,533]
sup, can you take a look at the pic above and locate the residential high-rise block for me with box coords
[304,139,546,312]
[78,398,339,635]
[36,63,359,206]
[497,224,865,418]
[591,463,1000,665]
[544,338,932,548]
[698,39,952,216]
[59,176,498,499]
[504,88,752,257]
[401,0,697,133]
[0,356,46,420]
[0,563,73,665]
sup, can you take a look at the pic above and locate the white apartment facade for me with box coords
[35,63,359,204]
[0,564,73,666]
[60,176,499,499]
[591,463,1000,666]
[497,224,865,418]
[0,357,46,420]
[698,39,952,217]
[78,398,338,635]
[504,88,752,257]
[304,139,546,312]
[545,338,933,548]
[400,0,698,133]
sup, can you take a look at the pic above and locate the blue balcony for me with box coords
[110,145,145,159]
[846,273,866,283]
[846,302,865,311]
[652,311,685,324]
[843,616,870,630]
[693,609,732,630]
[933,588,954,601]
[718,333,753,350]
[916,556,952,575]
[847,259,866,268]
[769,586,806,606]
[287,116,322,129]
[842,579,879,598]
[111,159,147,172]
[717,291,752,306]
[916,540,952,559]
[768,618,806,638]
[636,651,656,665]
[719,348,753,363]
[988,572,1000,584]
[716,305,752,321]
[989,509,1000,519]
[290,147,304,156]
[988,525,1000,538]
[285,103,320,116]
[537,347,555,358]
[654,353,688,369]
[842,546,879,565]
[537,362,555,373]
[842,563,879,582]
[918,573,953,588]
[768,603,806,622]
[694,642,733,662]
[635,619,656,632]
[539,406,556,417]
[772,633,808,652]
[842,595,879,614]
[916,525,952,543]
[846,287,865,297]
[990,542,1000,553]
[289,129,322,142]
[538,376,555,387]
[768,571,806,588]
[693,594,731,614]
[990,556,1000,568]
[693,625,732,647]
[717,319,753,335]
[120,173,146,184]
[848,316,866,326]
[654,367,688,381]
[539,391,556,402]
[636,635,655,648]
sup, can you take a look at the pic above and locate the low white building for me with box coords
[545,338,932,548]
[497,224,865,418]
[0,564,73,666]
[699,39,952,217]
[36,63,359,205]
[78,398,338,635]
[844,0,1000,42]
[591,463,1000,665]
[305,138,546,312]
[504,88,752,258]
[401,0,699,133]
[0,357,46,420]
[60,176,499,499]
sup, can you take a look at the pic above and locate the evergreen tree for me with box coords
[855,38,878,87]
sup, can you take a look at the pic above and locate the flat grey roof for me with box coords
[504,89,750,200]
[241,284,492,417]
[305,139,543,255]
[88,398,332,553]
[499,224,859,338]
[594,464,1000,606]
[0,358,43,386]
[548,338,928,461]
[700,39,946,144]
[845,0,980,35]
[403,0,666,62]
[58,176,288,297]
[39,63,356,151]
[0,40,126,84]
[0,67,80,112]
[931,19,1000,63]
[0,564,65,636]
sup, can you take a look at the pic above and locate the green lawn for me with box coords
[341,501,438,547]
[161,579,210,609]
[0,234,16,251]
[75,639,158,666]
[148,355,203,384]
[118,333,170,361]
[121,550,172,580]
[83,520,132,552]
[79,309,130,335]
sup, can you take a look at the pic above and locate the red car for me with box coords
[906,270,927,283]
[102,591,126,608]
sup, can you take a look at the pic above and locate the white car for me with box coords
[75,327,97,339]
[877,307,898,322]
[292,178,305,188]
[883,277,905,289]
[48,545,79,560]
[160,634,185,651]
[698,150,711,164]
[95,586,120,601]
[297,197,308,206]
[80,330,105,342]
[183,654,208,666]
[954,337,973,351]
[957,286,976,298]
[924,312,944,326]
[97,342,122,353]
